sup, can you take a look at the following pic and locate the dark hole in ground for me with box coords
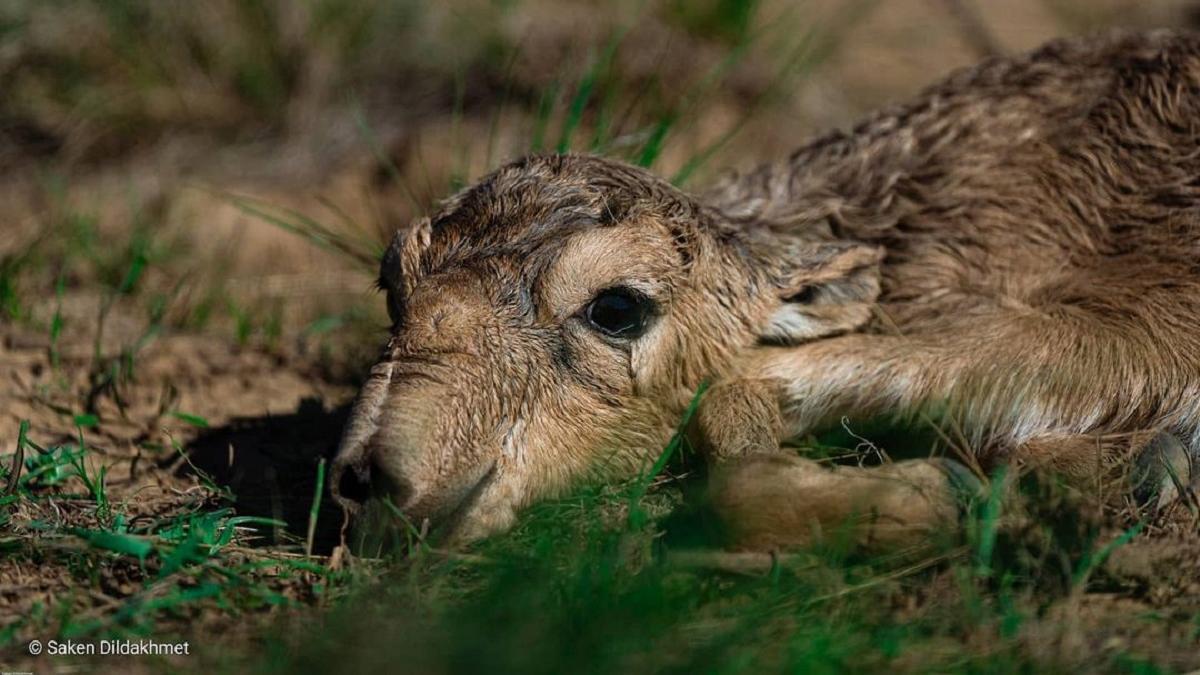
[179,397,352,555]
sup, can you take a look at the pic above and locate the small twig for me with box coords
[667,547,968,586]
[337,507,351,552]
[665,550,809,576]
[840,416,891,465]
[421,547,496,566]
[800,548,967,606]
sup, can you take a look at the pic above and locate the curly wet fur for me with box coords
[708,30,1200,457]
[333,30,1200,546]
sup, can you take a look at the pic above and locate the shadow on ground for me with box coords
[180,397,352,555]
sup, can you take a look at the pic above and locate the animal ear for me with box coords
[379,217,432,297]
[755,238,883,344]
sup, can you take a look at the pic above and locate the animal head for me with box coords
[329,154,881,544]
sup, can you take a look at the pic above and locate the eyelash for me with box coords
[583,287,655,339]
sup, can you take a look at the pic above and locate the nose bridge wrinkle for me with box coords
[399,272,495,354]
[337,360,395,463]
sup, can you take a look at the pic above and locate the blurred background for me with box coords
[3,0,1198,364]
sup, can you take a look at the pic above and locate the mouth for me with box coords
[354,459,500,547]
[419,460,500,543]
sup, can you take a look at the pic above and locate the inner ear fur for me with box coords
[753,235,884,344]
[379,217,432,299]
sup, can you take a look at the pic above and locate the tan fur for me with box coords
[708,455,961,555]
[332,31,1200,549]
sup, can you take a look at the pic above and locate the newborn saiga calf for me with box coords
[331,31,1200,553]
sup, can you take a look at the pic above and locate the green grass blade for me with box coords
[169,411,210,428]
[626,381,708,531]
[70,528,155,561]
[4,420,29,494]
[307,458,327,558]
[556,28,628,154]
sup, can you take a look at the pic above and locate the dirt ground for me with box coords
[3,1,1200,672]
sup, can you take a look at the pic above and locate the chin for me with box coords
[349,492,520,555]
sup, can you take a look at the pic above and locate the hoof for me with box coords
[938,457,985,504]
[1130,432,1195,511]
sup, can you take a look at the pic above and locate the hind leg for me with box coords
[699,428,1196,555]
[1013,430,1198,512]
[689,380,1194,554]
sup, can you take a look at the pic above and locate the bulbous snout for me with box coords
[329,356,502,538]
[329,360,401,514]
[331,275,509,533]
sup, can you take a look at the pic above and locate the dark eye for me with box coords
[585,288,653,339]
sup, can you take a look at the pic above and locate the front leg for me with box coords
[750,305,1198,454]
[687,377,978,553]
[708,453,973,554]
[685,378,784,462]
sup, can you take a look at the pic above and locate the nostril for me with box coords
[331,460,372,510]
[369,459,410,508]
